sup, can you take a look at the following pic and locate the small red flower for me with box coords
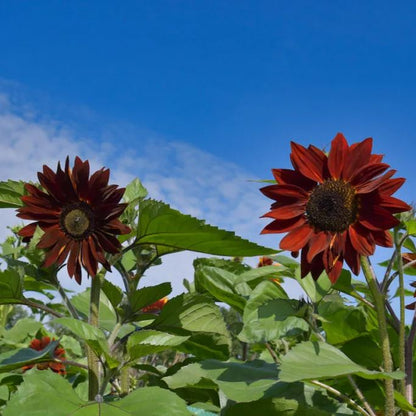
[17,157,131,284]
[141,297,168,313]
[22,336,66,375]
[261,133,410,283]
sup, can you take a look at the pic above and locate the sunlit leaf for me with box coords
[127,330,190,361]
[0,180,26,209]
[4,370,191,415]
[279,341,404,382]
[137,199,276,256]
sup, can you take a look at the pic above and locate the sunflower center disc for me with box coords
[60,203,94,239]
[306,179,358,232]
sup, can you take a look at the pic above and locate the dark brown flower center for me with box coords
[306,179,358,232]
[60,202,94,239]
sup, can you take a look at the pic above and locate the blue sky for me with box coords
[0,1,415,295]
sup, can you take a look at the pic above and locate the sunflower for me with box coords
[17,157,131,284]
[22,336,66,375]
[260,133,410,283]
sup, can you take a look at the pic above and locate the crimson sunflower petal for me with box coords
[328,133,349,179]
[260,216,305,234]
[342,137,373,180]
[17,157,131,284]
[290,142,326,183]
[280,224,314,251]
[271,168,316,189]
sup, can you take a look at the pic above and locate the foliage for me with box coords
[0,172,415,416]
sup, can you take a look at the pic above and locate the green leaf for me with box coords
[279,341,404,382]
[239,281,307,343]
[127,283,171,317]
[234,265,286,287]
[318,301,367,345]
[164,359,279,402]
[405,218,416,236]
[0,318,43,344]
[194,266,246,312]
[101,279,123,310]
[0,340,60,373]
[52,317,108,359]
[341,336,382,370]
[4,370,192,416]
[123,178,148,204]
[137,199,276,256]
[294,268,332,303]
[127,330,190,361]
[152,294,231,359]
[0,269,23,304]
[394,390,416,412]
[0,180,26,209]
[71,289,117,331]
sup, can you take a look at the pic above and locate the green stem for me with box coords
[51,271,80,319]
[394,230,406,397]
[120,366,130,396]
[87,275,101,401]
[22,299,63,318]
[309,380,370,416]
[108,322,122,350]
[360,256,395,416]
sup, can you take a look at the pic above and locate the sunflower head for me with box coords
[260,133,410,283]
[17,157,131,284]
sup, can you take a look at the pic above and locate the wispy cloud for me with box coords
[0,92,301,298]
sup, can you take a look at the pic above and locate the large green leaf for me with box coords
[279,341,404,382]
[239,281,307,343]
[0,180,26,209]
[164,359,279,402]
[0,317,43,345]
[127,330,190,361]
[318,300,367,345]
[223,390,359,416]
[4,370,191,415]
[194,266,247,312]
[137,199,276,256]
[152,294,231,359]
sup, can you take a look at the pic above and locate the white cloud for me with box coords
[0,93,303,299]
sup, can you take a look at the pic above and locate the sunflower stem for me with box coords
[360,256,395,416]
[87,274,101,401]
[53,275,80,319]
[394,229,407,398]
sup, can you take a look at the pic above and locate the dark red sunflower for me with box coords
[22,336,66,375]
[17,157,131,284]
[260,133,410,283]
